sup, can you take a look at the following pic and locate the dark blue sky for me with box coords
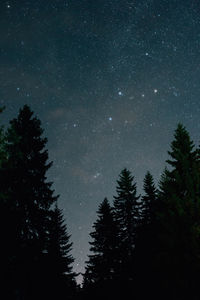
[1,0,200,283]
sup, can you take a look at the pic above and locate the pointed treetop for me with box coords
[143,171,157,195]
[115,168,138,196]
[167,123,195,167]
[9,105,45,139]
[99,197,110,210]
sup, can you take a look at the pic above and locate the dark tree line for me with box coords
[0,106,76,300]
[82,124,200,300]
[2,105,200,300]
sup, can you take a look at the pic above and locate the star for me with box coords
[154,89,158,94]
[118,91,123,96]
[108,117,113,121]
[93,172,101,179]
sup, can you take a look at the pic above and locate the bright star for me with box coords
[93,172,101,179]
[118,91,123,96]
[154,89,158,93]
[108,117,112,121]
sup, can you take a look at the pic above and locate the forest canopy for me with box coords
[1,106,200,300]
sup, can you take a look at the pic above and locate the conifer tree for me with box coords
[134,172,158,298]
[1,105,58,299]
[84,198,118,287]
[140,171,157,225]
[113,169,140,264]
[0,114,16,299]
[46,203,76,299]
[156,124,200,299]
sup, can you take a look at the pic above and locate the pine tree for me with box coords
[1,105,58,299]
[156,124,200,299]
[46,203,76,299]
[134,172,158,299]
[113,168,140,277]
[140,171,157,225]
[166,123,199,201]
[0,112,16,299]
[84,198,118,287]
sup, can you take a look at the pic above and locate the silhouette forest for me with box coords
[1,105,200,300]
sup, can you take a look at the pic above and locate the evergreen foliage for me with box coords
[2,105,200,300]
[156,123,200,299]
[46,203,76,299]
[0,105,75,300]
[140,171,157,224]
[113,168,140,280]
[84,198,118,287]
[134,171,158,299]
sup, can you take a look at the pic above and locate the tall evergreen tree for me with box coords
[0,112,16,300]
[134,172,158,299]
[113,168,140,280]
[84,198,118,287]
[0,105,58,299]
[156,124,200,299]
[140,171,157,225]
[46,203,76,299]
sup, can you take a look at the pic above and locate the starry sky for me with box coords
[1,0,200,283]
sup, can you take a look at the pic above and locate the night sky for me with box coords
[1,0,200,283]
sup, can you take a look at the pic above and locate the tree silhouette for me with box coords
[140,171,157,225]
[113,168,140,281]
[156,123,200,299]
[0,112,17,299]
[1,105,58,299]
[134,171,158,299]
[46,202,76,299]
[84,198,118,288]
[2,106,200,300]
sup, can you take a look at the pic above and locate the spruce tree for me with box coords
[0,115,16,299]
[84,198,118,287]
[113,168,140,276]
[1,105,58,299]
[46,203,76,299]
[140,171,157,225]
[156,124,200,299]
[134,172,158,299]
